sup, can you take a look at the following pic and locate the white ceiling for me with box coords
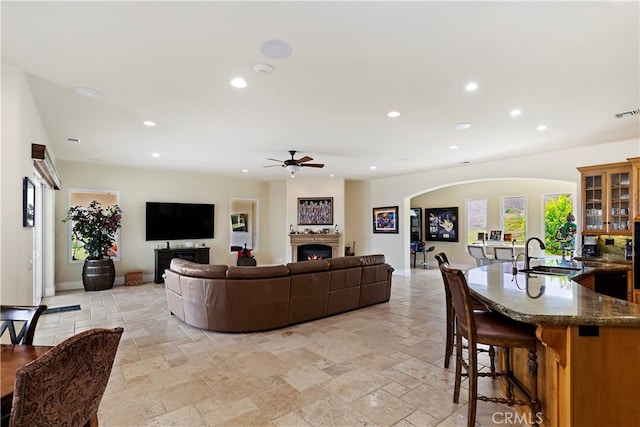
[3,1,639,181]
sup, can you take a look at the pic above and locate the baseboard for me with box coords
[55,273,156,292]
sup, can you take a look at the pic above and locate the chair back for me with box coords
[10,327,123,427]
[494,246,515,261]
[439,263,476,338]
[1,305,47,345]
[435,253,452,299]
[467,245,487,259]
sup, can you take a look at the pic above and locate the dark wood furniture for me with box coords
[1,344,53,426]
[434,253,494,371]
[0,305,47,345]
[440,263,540,427]
[154,247,209,283]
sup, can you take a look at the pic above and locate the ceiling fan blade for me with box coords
[266,158,284,163]
[263,164,283,168]
[300,163,324,168]
[297,156,314,163]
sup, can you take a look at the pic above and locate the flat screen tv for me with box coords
[146,202,214,241]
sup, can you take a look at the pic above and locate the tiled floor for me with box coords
[36,267,525,426]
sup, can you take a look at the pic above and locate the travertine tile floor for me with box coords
[35,266,525,426]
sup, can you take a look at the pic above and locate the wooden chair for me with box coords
[0,305,47,345]
[9,327,123,427]
[434,253,494,372]
[439,263,540,427]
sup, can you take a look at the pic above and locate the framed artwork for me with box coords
[373,206,399,234]
[23,177,35,227]
[426,207,459,242]
[410,207,422,241]
[298,197,333,225]
[490,230,502,241]
[231,213,248,232]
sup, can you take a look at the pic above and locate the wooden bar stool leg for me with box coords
[489,345,496,374]
[445,302,454,368]
[453,329,463,403]
[528,348,541,427]
[467,338,479,427]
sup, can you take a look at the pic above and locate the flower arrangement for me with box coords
[63,200,122,260]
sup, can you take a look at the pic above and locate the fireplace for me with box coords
[289,233,340,262]
[298,244,333,261]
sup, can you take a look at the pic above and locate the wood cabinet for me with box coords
[629,157,640,219]
[578,162,632,236]
[154,247,209,283]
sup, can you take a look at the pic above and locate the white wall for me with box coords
[363,139,639,274]
[1,65,53,304]
[284,177,345,263]
[55,161,271,289]
[410,178,576,267]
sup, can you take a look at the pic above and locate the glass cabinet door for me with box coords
[584,174,604,232]
[609,171,630,232]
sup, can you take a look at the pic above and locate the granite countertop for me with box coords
[466,262,640,327]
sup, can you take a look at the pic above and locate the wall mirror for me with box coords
[229,198,259,252]
[68,189,121,263]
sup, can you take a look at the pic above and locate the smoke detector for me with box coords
[254,63,273,75]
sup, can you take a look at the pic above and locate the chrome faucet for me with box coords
[524,237,546,270]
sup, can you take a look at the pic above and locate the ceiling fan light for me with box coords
[285,164,299,174]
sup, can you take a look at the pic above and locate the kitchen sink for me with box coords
[519,265,581,276]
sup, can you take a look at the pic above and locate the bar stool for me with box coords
[434,253,495,372]
[422,245,435,269]
[440,263,540,427]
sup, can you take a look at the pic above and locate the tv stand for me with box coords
[154,247,210,283]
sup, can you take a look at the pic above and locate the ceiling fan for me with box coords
[265,150,325,175]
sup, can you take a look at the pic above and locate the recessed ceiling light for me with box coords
[260,39,293,59]
[449,145,459,150]
[465,82,478,91]
[242,169,249,173]
[387,111,401,118]
[73,87,104,100]
[330,174,335,177]
[143,121,156,127]
[151,153,160,158]
[453,122,472,130]
[230,77,247,88]
[537,125,548,131]
[510,109,522,117]
[369,166,377,170]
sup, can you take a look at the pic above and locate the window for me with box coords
[68,189,121,263]
[466,199,488,244]
[501,196,527,243]
[543,193,574,255]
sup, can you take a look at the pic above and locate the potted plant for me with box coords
[63,200,122,291]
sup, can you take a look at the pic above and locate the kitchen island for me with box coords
[465,262,640,427]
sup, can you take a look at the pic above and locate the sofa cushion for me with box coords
[287,259,330,274]
[226,265,290,279]
[170,258,227,279]
[327,256,362,270]
[360,254,386,265]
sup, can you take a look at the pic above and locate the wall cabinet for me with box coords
[578,162,632,236]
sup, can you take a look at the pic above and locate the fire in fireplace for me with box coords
[297,244,332,261]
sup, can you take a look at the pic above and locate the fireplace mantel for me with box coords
[289,233,340,262]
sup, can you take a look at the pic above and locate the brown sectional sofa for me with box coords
[164,255,394,332]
